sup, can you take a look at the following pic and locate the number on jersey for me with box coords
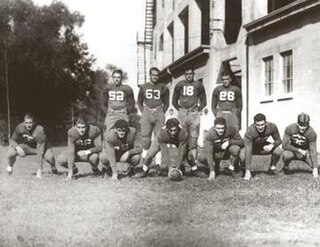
[182,86,194,96]
[146,89,161,100]
[109,91,124,101]
[219,91,235,101]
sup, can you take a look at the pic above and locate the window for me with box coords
[167,22,174,62]
[281,51,293,93]
[268,0,296,13]
[225,0,242,44]
[263,57,274,96]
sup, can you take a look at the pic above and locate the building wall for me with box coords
[248,13,320,139]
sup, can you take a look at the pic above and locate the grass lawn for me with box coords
[1,146,320,247]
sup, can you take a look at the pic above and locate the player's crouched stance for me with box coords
[6,113,58,178]
[57,116,102,180]
[240,113,283,180]
[134,118,207,179]
[100,119,142,181]
[282,113,318,178]
[198,117,244,181]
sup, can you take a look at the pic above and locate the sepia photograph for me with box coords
[1,0,320,246]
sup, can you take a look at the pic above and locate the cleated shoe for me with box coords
[244,170,252,181]
[6,166,13,175]
[132,170,148,178]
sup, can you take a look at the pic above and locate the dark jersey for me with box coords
[283,124,317,151]
[103,83,134,112]
[11,123,47,149]
[172,80,207,111]
[106,127,142,156]
[205,126,244,152]
[211,85,242,116]
[68,125,101,153]
[245,122,282,147]
[137,82,169,112]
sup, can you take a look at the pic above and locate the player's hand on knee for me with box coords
[221,141,229,150]
[77,150,91,159]
[16,146,26,157]
[263,144,274,152]
[298,148,307,157]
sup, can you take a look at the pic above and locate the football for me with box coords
[169,168,183,181]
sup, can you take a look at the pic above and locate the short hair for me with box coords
[214,117,226,126]
[149,67,160,75]
[112,69,123,77]
[75,115,89,126]
[165,117,180,129]
[184,67,194,73]
[221,71,231,77]
[114,119,129,131]
[297,112,310,126]
[24,113,35,121]
[253,113,266,123]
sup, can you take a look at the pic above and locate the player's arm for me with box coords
[101,89,109,115]
[106,137,117,175]
[137,87,144,113]
[172,84,181,111]
[282,130,299,152]
[198,84,207,111]
[10,126,20,148]
[163,86,170,113]
[308,134,318,167]
[271,125,282,147]
[177,133,188,167]
[235,89,243,117]
[160,141,171,167]
[211,89,218,117]
[128,130,143,156]
[34,128,47,170]
[127,88,135,114]
[67,137,76,170]
[244,136,253,168]
[204,136,215,172]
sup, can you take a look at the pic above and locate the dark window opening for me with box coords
[195,0,210,45]
[159,34,164,51]
[268,0,296,13]
[179,7,189,54]
[152,0,157,28]
[225,0,242,44]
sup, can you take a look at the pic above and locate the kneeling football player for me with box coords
[6,113,58,178]
[198,117,244,181]
[282,113,318,178]
[240,113,283,180]
[134,118,207,178]
[57,115,102,179]
[100,119,142,180]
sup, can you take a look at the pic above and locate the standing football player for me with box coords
[282,113,318,178]
[172,68,207,177]
[100,119,142,180]
[134,118,206,178]
[211,71,242,130]
[57,115,102,179]
[199,117,244,180]
[137,67,169,164]
[240,113,282,180]
[103,69,135,133]
[6,113,58,178]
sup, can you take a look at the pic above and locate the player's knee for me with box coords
[88,153,99,166]
[57,153,68,166]
[130,154,141,167]
[44,150,55,164]
[239,148,245,163]
[229,145,240,156]
[8,147,18,160]
[273,147,283,157]
[197,152,207,165]
[189,138,198,150]
[141,137,152,150]
[282,150,294,161]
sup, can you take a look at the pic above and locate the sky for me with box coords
[33,0,146,86]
